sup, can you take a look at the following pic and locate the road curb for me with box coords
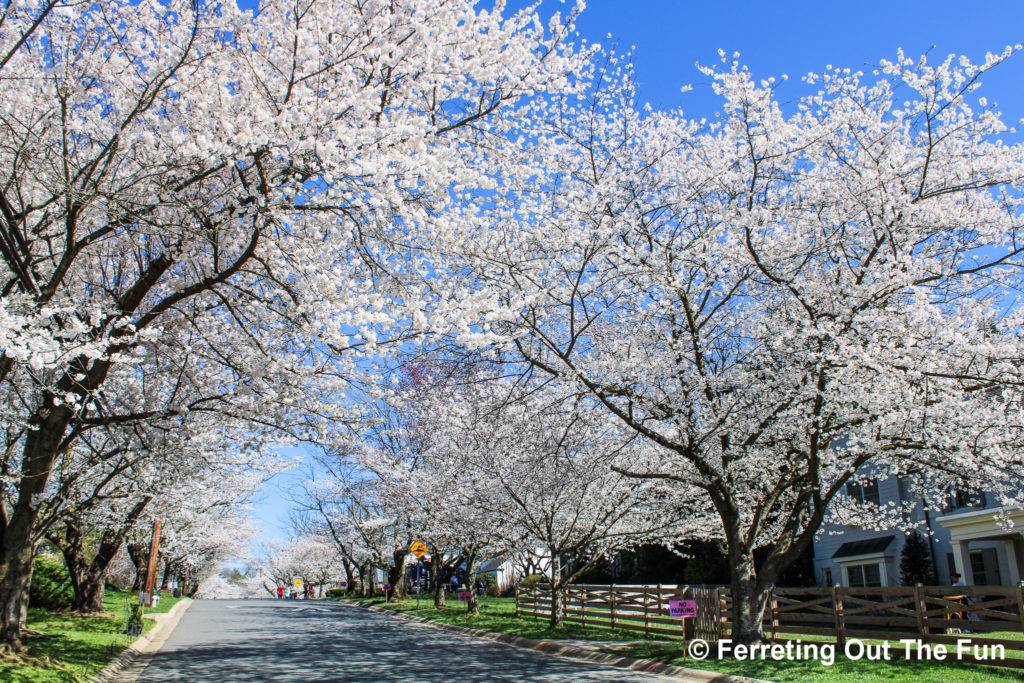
[88,598,194,683]
[344,600,767,683]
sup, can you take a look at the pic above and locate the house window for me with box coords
[822,568,833,586]
[846,478,880,506]
[969,548,1001,586]
[846,563,882,588]
[945,488,985,512]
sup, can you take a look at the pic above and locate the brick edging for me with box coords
[344,600,766,683]
[88,598,194,683]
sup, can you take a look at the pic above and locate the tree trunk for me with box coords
[464,550,480,616]
[56,531,106,614]
[55,501,151,614]
[728,546,772,646]
[0,403,74,649]
[0,542,35,650]
[357,563,368,597]
[431,556,447,609]
[548,553,564,628]
[127,542,148,593]
[159,558,171,591]
[387,550,408,602]
[342,558,356,595]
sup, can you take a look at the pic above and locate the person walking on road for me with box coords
[277,585,284,599]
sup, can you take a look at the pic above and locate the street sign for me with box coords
[383,583,392,591]
[339,581,347,588]
[457,590,472,602]
[409,540,428,558]
[294,579,303,587]
[668,599,696,618]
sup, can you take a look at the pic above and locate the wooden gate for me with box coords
[693,587,723,641]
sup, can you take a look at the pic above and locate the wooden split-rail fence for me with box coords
[516,582,1024,668]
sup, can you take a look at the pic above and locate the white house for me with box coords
[813,475,1014,587]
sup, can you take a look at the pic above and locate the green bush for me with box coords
[29,555,73,611]
[478,572,499,596]
[517,573,546,590]
[325,587,346,598]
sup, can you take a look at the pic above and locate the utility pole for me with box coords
[142,518,163,607]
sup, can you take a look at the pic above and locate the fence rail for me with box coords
[515,582,1024,668]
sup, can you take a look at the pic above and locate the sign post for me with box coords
[383,583,392,602]
[669,599,697,655]
[409,541,428,610]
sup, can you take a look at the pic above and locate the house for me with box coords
[477,548,552,594]
[813,474,1018,587]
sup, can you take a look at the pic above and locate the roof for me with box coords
[477,557,506,573]
[832,535,895,559]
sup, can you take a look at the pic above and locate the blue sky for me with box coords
[243,0,1024,543]
[547,1,1024,117]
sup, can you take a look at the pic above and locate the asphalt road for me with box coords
[133,599,679,682]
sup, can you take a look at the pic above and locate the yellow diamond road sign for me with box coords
[410,540,428,558]
[294,579,303,587]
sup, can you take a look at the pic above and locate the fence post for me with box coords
[655,581,663,634]
[515,584,520,617]
[610,583,617,630]
[770,589,779,641]
[643,585,650,635]
[533,584,538,621]
[914,583,927,639]
[832,584,846,650]
[581,586,587,627]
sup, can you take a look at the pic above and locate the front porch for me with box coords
[937,506,1024,585]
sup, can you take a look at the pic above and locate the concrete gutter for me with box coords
[89,597,193,683]
[345,600,769,683]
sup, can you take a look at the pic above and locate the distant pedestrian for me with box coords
[284,586,292,599]
[475,578,485,596]
[277,585,284,599]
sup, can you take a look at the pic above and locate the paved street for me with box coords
[133,599,680,682]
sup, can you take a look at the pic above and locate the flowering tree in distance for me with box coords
[432,49,1024,643]
[0,0,583,649]
[417,377,676,626]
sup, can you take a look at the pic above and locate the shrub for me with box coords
[29,555,74,611]
[477,572,498,596]
[517,573,546,590]
[325,588,346,598]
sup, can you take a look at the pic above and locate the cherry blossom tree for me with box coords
[411,374,677,625]
[0,0,585,649]
[429,49,1024,643]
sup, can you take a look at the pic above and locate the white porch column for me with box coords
[951,540,971,584]
[1003,540,1022,585]
[1012,536,1024,586]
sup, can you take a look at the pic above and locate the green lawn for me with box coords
[608,641,1024,683]
[341,595,670,642]
[0,590,182,683]
[343,595,1024,683]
